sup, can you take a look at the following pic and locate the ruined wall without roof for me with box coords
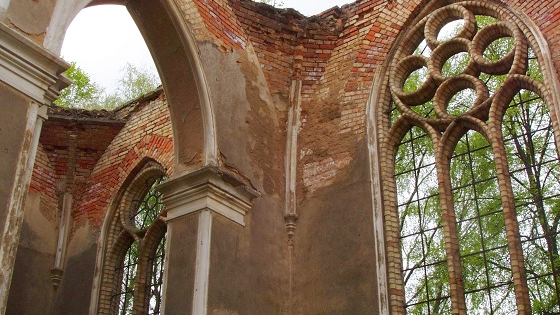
[214,0,560,313]
[6,110,124,315]
[6,90,174,315]
[180,0,392,312]
[53,91,174,315]
[5,0,560,314]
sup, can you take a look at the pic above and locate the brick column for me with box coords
[0,23,69,313]
[158,167,257,315]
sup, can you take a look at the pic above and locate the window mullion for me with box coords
[490,126,532,314]
[436,137,467,315]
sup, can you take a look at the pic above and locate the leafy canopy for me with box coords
[54,62,104,109]
[55,62,160,110]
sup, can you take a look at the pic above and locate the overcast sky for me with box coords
[61,0,352,93]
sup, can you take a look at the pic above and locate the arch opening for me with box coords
[47,0,217,172]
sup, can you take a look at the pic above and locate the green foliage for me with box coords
[504,89,560,313]
[55,62,160,110]
[117,175,167,315]
[109,63,160,108]
[54,62,105,110]
[119,241,138,314]
[134,176,166,230]
[396,127,450,313]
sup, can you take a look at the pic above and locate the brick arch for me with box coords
[95,159,168,315]
[44,0,218,173]
[75,134,173,229]
[370,1,560,314]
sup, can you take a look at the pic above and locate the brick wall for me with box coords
[221,0,560,196]
[72,90,173,230]
[31,109,125,226]
[19,1,560,313]
[181,0,553,196]
[29,89,173,238]
[28,0,560,236]
[29,144,57,222]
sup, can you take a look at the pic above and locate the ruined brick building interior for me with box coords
[1,0,560,314]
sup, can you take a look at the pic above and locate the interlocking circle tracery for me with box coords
[389,2,531,125]
[385,1,560,314]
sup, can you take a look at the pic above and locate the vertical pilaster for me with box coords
[0,102,47,313]
[0,22,68,313]
[158,167,257,315]
[51,134,78,289]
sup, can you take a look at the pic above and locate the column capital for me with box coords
[158,166,259,226]
[0,22,70,105]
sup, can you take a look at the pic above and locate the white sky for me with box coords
[61,1,352,93]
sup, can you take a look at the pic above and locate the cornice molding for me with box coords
[0,23,70,105]
[158,166,259,226]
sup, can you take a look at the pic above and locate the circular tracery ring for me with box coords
[424,4,477,50]
[470,21,528,75]
[118,163,165,238]
[390,55,439,106]
[390,3,530,127]
[428,37,477,81]
[433,74,489,119]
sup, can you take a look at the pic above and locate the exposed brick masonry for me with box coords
[190,0,560,196]
[30,109,125,225]
[73,89,173,230]
[29,89,173,235]
[28,0,560,245]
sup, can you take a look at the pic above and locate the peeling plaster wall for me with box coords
[293,142,379,314]
[3,0,55,44]
[5,0,560,313]
[6,93,173,315]
[6,144,57,315]
[51,223,97,315]
[0,83,29,235]
[200,41,289,313]
[6,192,57,315]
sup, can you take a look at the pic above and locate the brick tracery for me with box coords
[97,161,167,315]
[382,1,560,314]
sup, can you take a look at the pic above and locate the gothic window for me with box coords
[383,2,560,314]
[98,161,167,315]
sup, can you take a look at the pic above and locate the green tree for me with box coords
[55,62,160,110]
[109,63,160,108]
[54,62,105,110]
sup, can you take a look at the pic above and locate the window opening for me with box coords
[504,90,560,313]
[148,236,166,315]
[114,242,139,315]
[385,2,560,314]
[133,177,166,230]
[451,131,515,314]
[437,19,465,41]
[396,127,450,314]
[99,163,167,315]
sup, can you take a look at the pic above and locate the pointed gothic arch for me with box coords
[45,0,218,172]
[371,1,560,314]
[95,159,168,315]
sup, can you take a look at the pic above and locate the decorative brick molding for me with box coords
[97,161,168,315]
